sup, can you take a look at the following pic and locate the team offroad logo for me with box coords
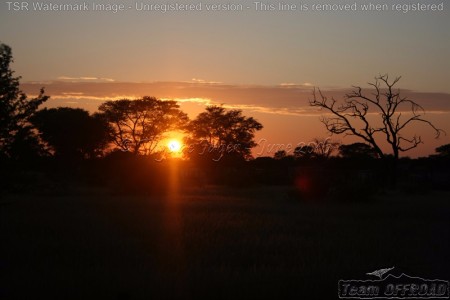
[338,267,449,299]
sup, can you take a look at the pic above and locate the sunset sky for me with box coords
[1,0,449,157]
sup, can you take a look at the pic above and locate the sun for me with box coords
[168,139,182,153]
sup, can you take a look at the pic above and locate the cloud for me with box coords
[162,97,213,105]
[190,78,223,84]
[61,92,85,96]
[57,76,115,82]
[279,82,314,88]
[221,104,318,117]
[20,81,450,117]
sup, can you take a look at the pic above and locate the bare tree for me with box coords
[309,75,444,159]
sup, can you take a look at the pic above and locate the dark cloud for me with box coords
[21,81,450,115]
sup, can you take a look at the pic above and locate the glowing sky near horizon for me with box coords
[1,0,450,157]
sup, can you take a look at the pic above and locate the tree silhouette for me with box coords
[31,107,110,159]
[339,142,378,159]
[311,138,339,159]
[274,150,287,159]
[0,43,49,158]
[435,144,450,157]
[97,97,188,155]
[310,75,444,160]
[292,138,339,159]
[185,105,263,160]
[293,145,315,159]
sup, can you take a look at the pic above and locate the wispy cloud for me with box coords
[221,103,318,117]
[57,76,115,82]
[61,92,85,96]
[279,82,313,88]
[162,97,213,105]
[189,78,223,84]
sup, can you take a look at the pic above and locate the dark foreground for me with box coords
[1,187,449,299]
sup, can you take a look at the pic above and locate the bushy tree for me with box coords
[185,105,263,160]
[97,97,188,155]
[339,142,378,159]
[0,43,48,158]
[31,107,110,159]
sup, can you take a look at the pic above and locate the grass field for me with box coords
[1,186,449,299]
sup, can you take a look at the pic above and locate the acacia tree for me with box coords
[0,43,49,158]
[310,75,443,160]
[185,105,263,160]
[97,97,188,155]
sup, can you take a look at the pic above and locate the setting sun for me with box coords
[168,139,182,153]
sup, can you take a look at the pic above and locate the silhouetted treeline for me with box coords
[2,150,450,202]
